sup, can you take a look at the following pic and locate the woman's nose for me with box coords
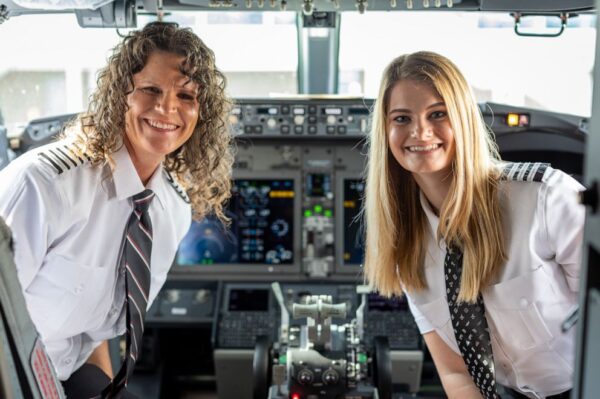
[156,91,178,113]
[411,120,433,139]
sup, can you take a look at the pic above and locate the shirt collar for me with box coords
[419,189,441,242]
[112,145,167,210]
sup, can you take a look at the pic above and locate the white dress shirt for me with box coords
[405,166,584,399]
[0,140,191,380]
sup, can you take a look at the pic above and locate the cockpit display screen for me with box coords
[177,179,295,266]
[342,178,365,265]
[367,293,409,312]
[228,289,270,312]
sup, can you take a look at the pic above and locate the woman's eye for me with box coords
[178,92,196,101]
[394,115,410,123]
[430,110,447,119]
[141,87,160,95]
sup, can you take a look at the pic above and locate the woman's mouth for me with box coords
[406,143,442,153]
[145,118,179,131]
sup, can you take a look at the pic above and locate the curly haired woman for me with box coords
[0,22,233,398]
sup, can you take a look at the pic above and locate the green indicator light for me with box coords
[324,209,333,218]
[304,210,312,217]
[314,205,323,213]
[358,353,367,363]
[279,355,287,364]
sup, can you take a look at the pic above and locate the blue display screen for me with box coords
[177,179,295,266]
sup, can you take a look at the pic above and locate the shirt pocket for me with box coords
[24,254,97,341]
[418,295,459,353]
[483,266,554,351]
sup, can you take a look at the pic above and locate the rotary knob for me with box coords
[322,368,339,385]
[297,369,314,385]
[195,289,210,304]
[165,289,180,304]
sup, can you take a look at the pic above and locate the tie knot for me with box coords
[132,189,155,213]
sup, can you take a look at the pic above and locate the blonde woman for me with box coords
[0,22,233,398]
[363,51,583,399]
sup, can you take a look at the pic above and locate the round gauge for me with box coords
[270,218,289,237]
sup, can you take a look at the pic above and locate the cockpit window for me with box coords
[0,11,298,135]
[339,12,596,117]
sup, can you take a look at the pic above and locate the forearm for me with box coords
[441,372,483,399]
[86,341,114,378]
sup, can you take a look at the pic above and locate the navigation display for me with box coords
[177,178,295,266]
[367,293,409,312]
[342,178,365,265]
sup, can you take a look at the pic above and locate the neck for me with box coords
[413,169,453,216]
[123,141,161,186]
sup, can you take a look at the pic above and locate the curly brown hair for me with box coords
[72,21,233,222]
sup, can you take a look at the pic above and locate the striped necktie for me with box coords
[103,189,155,397]
[444,245,499,399]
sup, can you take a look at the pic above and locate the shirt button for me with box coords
[64,358,72,365]
[75,284,83,294]
[519,298,529,308]
[120,267,126,276]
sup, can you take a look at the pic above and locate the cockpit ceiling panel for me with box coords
[168,0,594,13]
[2,0,595,16]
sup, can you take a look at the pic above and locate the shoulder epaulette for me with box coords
[502,162,549,182]
[164,170,190,204]
[37,144,91,175]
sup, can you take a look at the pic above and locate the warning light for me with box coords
[291,394,301,399]
[506,113,530,128]
[506,113,519,127]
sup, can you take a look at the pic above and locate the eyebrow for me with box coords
[388,101,445,115]
[136,78,199,93]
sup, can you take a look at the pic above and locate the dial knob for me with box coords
[165,289,180,304]
[195,289,210,304]
[322,368,339,385]
[297,369,314,385]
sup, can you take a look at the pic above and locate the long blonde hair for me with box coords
[66,22,233,222]
[363,51,506,302]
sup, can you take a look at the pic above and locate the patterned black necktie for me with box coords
[444,245,498,399]
[103,189,155,398]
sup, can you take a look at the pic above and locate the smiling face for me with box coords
[124,50,200,180]
[387,79,456,184]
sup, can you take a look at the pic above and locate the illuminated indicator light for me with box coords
[358,353,367,363]
[344,253,350,260]
[304,210,312,217]
[314,205,323,213]
[506,113,519,127]
[324,209,333,217]
[519,114,530,127]
[279,355,287,364]
[344,200,356,208]
[270,190,294,198]
[292,394,301,399]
